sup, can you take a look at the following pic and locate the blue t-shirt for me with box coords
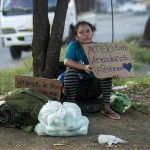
[64,40,95,81]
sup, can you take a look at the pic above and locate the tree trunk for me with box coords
[144,15,150,41]
[32,0,50,77]
[32,0,70,78]
[139,15,150,47]
[44,0,70,78]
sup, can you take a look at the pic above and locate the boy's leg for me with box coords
[77,78,112,103]
[97,78,120,119]
[77,78,120,120]
[64,67,80,102]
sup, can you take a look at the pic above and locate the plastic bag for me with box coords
[98,134,127,146]
[111,92,131,114]
[34,100,89,136]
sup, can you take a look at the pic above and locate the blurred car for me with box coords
[118,0,147,14]
[0,0,77,59]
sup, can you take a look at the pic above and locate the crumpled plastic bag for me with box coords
[34,100,89,136]
[111,92,131,114]
[98,134,127,146]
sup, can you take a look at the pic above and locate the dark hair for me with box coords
[74,21,96,35]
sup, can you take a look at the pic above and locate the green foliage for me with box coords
[0,38,150,95]
[131,101,150,114]
[0,56,32,95]
[129,44,150,64]
[113,75,150,87]
[125,34,143,43]
[59,45,66,62]
[0,45,67,95]
[125,34,150,69]
[0,45,66,95]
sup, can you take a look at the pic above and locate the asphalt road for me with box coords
[0,13,149,69]
[0,44,31,69]
[79,12,149,42]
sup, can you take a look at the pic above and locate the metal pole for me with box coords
[111,0,114,43]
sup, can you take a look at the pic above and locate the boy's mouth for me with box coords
[83,38,91,43]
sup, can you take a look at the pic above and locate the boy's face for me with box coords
[75,24,93,44]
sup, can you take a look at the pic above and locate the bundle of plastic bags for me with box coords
[34,100,89,136]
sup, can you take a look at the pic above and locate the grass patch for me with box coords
[129,44,150,65]
[113,75,150,86]
[126,34,150,69]
[0,56,32,95]
[0,40,150,95]
[125,34,143,43]
[131,102,150,114]
[0,45,66,95]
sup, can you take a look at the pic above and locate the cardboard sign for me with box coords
[15,75,62,100]
[83,42,135,78]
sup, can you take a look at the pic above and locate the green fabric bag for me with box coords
[2,88,50,127]
[111,92,131,114]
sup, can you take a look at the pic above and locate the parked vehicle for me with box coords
[0,0,77,59]
[118,0,147,14]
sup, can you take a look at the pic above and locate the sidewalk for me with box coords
[0,105,150,150]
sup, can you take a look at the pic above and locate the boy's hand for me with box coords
[85,65,93,74]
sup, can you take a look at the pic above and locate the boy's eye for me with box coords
[86,29,90,33]
[78,31,84,35]
[78,29,90,35]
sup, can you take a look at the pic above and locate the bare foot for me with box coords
[101,103,120,120]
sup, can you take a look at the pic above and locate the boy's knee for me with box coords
[65,67,78,76]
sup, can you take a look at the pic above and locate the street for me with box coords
[79,13,149,42]
[0,13,149,69]
[0,45,31,69]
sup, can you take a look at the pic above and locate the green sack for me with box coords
[1,88,50,127]
[111,92,131,114]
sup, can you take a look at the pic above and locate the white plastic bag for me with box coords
[35,100,89,136]
[98,134,127,146]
